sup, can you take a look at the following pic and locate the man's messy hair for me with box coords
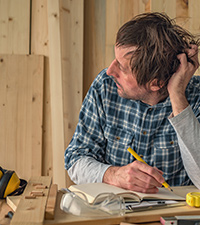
[116,12,200,94]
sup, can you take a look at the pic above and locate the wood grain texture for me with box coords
[31,0,49,57]
[59,0,83,187]
[47,0,66,189]
[0,55,44,180]
[45,184,58,220]
[150,0,176,18]
[10,176,52,225]
[188,0,200,75]
[0,0,30,54]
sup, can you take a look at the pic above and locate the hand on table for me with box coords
[103,161,165,193]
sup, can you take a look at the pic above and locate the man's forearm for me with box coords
[170,93,189,117]
[68,157,111,184]
[169,105,200,188]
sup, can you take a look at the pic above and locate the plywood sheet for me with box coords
[0,55,44,180]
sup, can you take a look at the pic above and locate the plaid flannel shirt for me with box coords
[65,69,200,186]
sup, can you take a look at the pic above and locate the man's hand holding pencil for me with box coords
[103,147,170,194]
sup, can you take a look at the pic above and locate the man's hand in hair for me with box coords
[167,45,199,116]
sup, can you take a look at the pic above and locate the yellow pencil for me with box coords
[127,147,173,192]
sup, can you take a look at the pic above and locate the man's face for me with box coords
[107,46,152,104]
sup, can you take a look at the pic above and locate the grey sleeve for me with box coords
[169,105,200,189]
[68,156,112,184]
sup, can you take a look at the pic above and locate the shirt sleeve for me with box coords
[68,157,111,184]
[169,105,200,189]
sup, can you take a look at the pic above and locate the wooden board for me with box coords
[0,0,30,54]
[6,184,57,220]
[47,0,66,189]
[59,0,84,187]
[31,0,49,57]
[6,196,20,212]
[31,0,53,178]
[45,184,58,220]
[0,55,44,180]
[188,0,200,75]
[10,176,52,225]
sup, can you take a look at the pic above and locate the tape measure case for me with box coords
[186,192,200,207]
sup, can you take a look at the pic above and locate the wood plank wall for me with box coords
[0,0,200,188]
[0,55,44,180]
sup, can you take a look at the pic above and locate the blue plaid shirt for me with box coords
[65,69,200,186]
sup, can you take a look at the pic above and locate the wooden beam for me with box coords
[188,0,200,75]
[47,0,66,189]
[59,0,84,187]
[31,0,53,178]
[45,184,58,220]
[10,176,52,225]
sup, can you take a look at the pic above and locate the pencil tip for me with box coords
[168,187,173,192]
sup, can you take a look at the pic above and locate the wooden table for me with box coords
[1,186,200,225]
[44,186,200,225]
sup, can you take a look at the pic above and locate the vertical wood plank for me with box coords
[60,0,84,187]
[60,0,84,172]
[29,56,44,178]
[105,0,119,68]
[47,0,66,189]
[176,0,189,29]
[31,0,49,56]
[0,0,30,54]
[188,0,200,35]
[188,0,200,75]
[42,57,54,177]
[150,0,176,18]
[0,55,43,180]
[83,0,106,96]
[132,0,146,16]
[31,0,53,178]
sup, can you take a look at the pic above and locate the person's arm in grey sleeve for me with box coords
[65,70,112,184]
[68,156,111,184]
[169,105,200,189]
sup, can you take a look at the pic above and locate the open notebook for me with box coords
[68,182,185,204]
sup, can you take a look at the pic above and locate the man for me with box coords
[65,12,200,193]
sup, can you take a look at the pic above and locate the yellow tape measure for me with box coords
[186,192,200,207]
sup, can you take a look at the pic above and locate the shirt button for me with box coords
[143,131,147,135]
[116,136,120,140]
[170,141,174,145]
[149,108,153,111]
